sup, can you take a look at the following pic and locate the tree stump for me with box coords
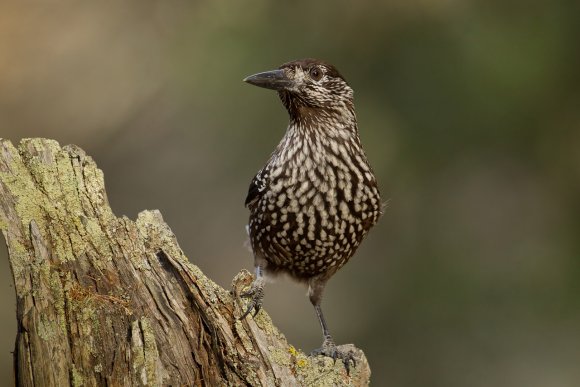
[0,138,371,386]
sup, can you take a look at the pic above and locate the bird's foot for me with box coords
[239,277,265,319]
[310,339,356,375]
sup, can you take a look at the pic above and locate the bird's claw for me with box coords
[239,279,265,320]
[239,291,262,319]
[310,341,357,375]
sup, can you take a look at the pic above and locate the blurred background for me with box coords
[1,0,579,385]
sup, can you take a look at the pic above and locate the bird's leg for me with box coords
[308,277,356,375]
[239,265,266,319]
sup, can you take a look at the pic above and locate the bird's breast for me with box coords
[248,146,381,278]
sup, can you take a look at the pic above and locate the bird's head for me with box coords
[244,59,354,120]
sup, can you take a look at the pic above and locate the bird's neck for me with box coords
[294,103,355,126]
[269,106,362,169]
[288,105,359,142]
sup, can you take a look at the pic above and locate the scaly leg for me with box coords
[239,265,266,319]
[308,277,356,374]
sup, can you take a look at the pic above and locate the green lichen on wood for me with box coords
[49,269,68,336]
[0,164,48,235]
[70,364,84,387]
[54,146,83,215]
[131,317,165,385]
[28,257,67,340]
[82,216,113,262]
[131,319,147,381]
[234,319,255,353]
[3,237,30,284]
[37,313,58,341]
[140,317,163,385]
[268,346,293,367]
[1,138,371,386]
[0,139,118,266]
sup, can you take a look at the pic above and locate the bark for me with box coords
[0,138,371,386]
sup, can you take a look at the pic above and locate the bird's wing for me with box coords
[245,168,269,208]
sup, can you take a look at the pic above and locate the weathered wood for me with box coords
[0,138,371,386]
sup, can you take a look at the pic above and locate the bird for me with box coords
[240,58,382,372]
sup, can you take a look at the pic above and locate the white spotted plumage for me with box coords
[246,66,382,279]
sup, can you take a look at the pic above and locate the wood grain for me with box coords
[0,138,370,386]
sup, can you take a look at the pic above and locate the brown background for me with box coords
[1,1,579,385]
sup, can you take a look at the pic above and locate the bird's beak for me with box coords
[243,69,293,91]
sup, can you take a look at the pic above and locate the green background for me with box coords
[1,1,579,385]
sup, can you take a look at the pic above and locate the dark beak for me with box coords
[243,69,293,91]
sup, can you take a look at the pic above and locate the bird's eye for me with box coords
[309,67,323,81]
